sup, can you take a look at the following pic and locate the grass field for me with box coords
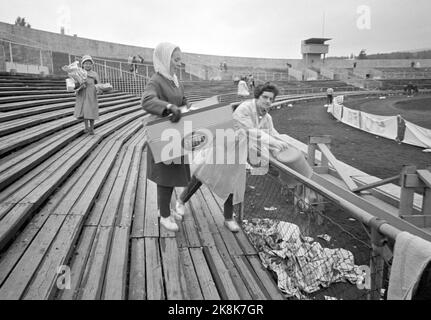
[270,94,431,180]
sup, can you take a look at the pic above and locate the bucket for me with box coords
[274,148,312,187]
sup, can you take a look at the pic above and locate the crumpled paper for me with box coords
[62,61,87,85]
[95,83,113,94]
[243,218,362,299]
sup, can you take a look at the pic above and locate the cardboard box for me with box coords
[146,103,234,163]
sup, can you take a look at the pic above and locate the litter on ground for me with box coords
[243,218,362,299]
[264,206,278,212]
[317,234,332,242]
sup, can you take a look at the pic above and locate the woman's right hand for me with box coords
[273,139,289,152]
[169,104,182,123]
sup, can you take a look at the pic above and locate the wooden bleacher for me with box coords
[0,73,284,300]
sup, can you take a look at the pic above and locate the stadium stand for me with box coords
[0,72,285,300]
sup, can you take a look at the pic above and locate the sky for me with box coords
[1,0,431,59]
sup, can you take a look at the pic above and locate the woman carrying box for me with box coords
[141,42,190,232]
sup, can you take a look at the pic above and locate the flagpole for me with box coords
[322,11,326,38]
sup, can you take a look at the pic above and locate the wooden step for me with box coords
[0,93,76,104]
[0,94,136,121]
[0,104,143,157]
[0,114,144,248]
[0,92,126,111]
[0,87,69,94]
[61,129,145,300]
[0,97,140,136]
[0,129,81,191]
[0,122,142,299]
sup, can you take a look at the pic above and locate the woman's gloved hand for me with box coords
[168,104,182,123]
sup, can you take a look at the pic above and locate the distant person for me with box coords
[130,56,139,73]
[353,62,357,68]
[128,55,134,72]
[396,116,406,144]
[248,74,255,92]
[326,87,334,105]
[74,55,99,135]
[406,82,414,96]
[237,76,250,99]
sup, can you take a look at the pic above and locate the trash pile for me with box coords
[242,218,366,299]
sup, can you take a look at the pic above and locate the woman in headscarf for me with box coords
[141,42,190,232]
[74,55,99,135]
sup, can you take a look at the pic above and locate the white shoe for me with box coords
[175,200,185,217]
[160,216,179,232]
[158,209,182,221]
[224,219,240,233]
[171,209,183,221]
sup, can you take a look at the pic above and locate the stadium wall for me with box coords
[322,59,431,69]
[0,21,296,70]
[3,21,431,76]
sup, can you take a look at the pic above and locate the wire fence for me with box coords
[80,60,148,97]
[241,170,390,300]
[0,39,53,74]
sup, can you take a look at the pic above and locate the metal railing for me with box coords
[0,38,53,74]
[247,136,430,299]
[379,71,431,79]
[91,62,148,96]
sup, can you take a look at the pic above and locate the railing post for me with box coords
[399,165,417,217]
[50,51,54,75]
[104,61,107,79]
[40,49,43,67]
[9,41,13,63]
[146,65,149,78]
[369,217,387,300]
[307,137,317,168]
[308,136,331,173]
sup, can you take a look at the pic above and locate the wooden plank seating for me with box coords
[0,92,128,112]
[0,73,284,300]
[0,94,137,122]
[0,121,143,299]
[0,93,78,104]
[0,97,140,137]
[0,89,72,97]
[0,115,144,252]
[0,104,144,157]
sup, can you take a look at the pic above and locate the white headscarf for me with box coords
[153,42,180,87]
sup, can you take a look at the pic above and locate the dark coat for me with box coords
[141,73,190,187]
[74,70,99,120]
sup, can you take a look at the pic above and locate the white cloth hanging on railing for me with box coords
[388,231,431,300]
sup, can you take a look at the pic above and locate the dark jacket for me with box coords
[141,73,190,187]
